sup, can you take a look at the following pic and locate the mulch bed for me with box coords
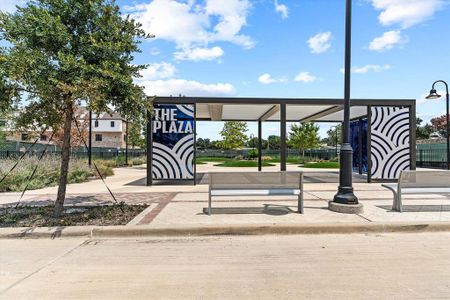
[0,203,148,227]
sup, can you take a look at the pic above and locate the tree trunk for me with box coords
[53,104,73,217]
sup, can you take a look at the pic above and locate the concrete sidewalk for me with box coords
[1,164,450,237]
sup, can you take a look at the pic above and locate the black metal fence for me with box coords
[197,149,338,160]
[0,149,146,160]
[416,149,449,169]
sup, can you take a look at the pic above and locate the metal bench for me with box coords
[204,171,304,215]
[382,170,450,212]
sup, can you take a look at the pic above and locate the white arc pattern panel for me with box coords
[370,106,410,179]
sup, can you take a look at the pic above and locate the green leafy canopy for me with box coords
[289,122,320,155]
[0,0,150,129]
[219,121,248,150]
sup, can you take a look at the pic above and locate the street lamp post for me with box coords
[329,0,362,213]
[426,80,449,170]
[331,125,339,158]
[88,110,92,167]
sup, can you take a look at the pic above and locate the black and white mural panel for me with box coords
[152,104,195,180]
[370,106,410,180]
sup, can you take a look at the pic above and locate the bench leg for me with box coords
[208,190,212,215]
[298,191,304,214]
[391,192,403,212]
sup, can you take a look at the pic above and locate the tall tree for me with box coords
[325,124,342,146]
[0,0,149,216]
[197,138,211,150]
[246,136,267,149]
[289,122,320,156]
[267,135,280,150]
[0,120,6,147]
[127,120,145,149]
[430,114,449,138]
[53,113,89,149]
[218,121,248,150]
[416,117,434,140]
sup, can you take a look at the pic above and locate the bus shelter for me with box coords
[146,97,416,184]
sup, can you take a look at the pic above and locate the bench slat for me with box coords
[400,188,450,194]
[211,189,300,196]
[207,171,304,215]
[381,170,450,212]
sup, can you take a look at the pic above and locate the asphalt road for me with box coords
[1,233,450,299]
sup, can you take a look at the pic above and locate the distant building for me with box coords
[1,107,129,149]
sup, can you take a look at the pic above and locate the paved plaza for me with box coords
[1,164,450,229]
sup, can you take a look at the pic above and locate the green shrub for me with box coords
[131,157,146,165]
[0,157,112,192]
[93,162,114,177]
[248,149,258,159]
[115,155,126,166]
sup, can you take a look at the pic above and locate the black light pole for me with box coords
[249,133,255,162]
[330,0,360,212]
[335,126,338,157]
[331,125,339,158]
[250,133,255,151]
[88,110,92,167]
[125,120,129,166]
[426,80,449,170]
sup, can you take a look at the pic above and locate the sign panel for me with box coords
[152,104,195,180]
[370,106,410,179]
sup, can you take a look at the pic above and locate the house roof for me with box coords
[76,107,126,121]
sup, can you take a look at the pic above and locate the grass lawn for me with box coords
[301,161,340,169]
[195,157,231,164]
[267,156,308,164]
[214,160,275,167]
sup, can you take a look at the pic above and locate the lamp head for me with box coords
[425,89,441,100]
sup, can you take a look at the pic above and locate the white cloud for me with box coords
[126,0,254,60]
[140,79,236,97]
[274,0,288,19]
[294,72,317,83]
[371,0,445,29]
[205,0,254,48]
[307,32,332,54]
[258,73,286,84]
[150,47,160,56]
[369,30,405,51]
[174,46,224,61]
[139,62,176,80]
[339,64,392,74]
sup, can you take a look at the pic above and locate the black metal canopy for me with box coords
[152,96,415,122]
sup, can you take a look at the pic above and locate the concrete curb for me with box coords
[0,226,93,239]
[2,222,450,239]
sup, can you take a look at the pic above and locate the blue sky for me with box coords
[2,0,450,140]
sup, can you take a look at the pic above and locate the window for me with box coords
[94,120,99,127]
[21,133,29,141]
[95,134,102,141]
[40,134,47,141]
[110,121,115,127]
[124,134,127,142]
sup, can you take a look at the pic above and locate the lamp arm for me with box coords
[432,80,449,94]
